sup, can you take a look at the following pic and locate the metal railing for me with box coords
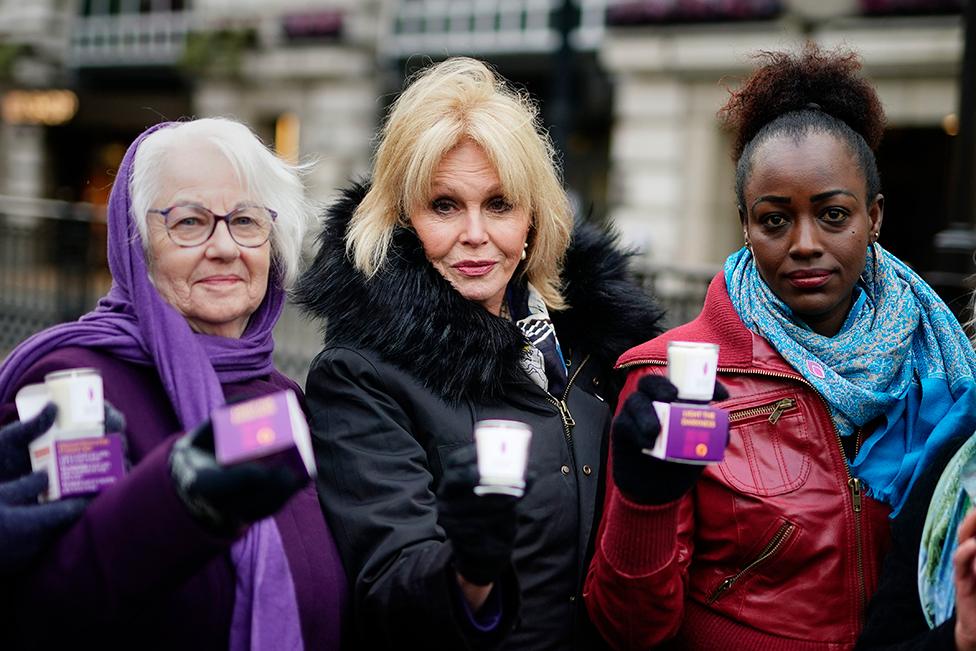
[68,10,191,67]
[0,196,713,382]
[386,0,609,56]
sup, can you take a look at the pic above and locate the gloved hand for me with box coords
[0,401,126,574]
[169,418,308,535]
[437,445,524,586]
[612,374,729,505]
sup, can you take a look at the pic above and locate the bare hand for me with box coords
[953,509,976,651]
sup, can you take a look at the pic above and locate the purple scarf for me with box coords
[0,121,282,430]
[0,122,302,650]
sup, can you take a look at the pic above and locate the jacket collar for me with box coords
[295,182,665,404]
[616,271,800,377]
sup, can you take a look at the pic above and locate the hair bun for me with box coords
[720,45,886,160]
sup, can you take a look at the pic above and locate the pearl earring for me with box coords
[521,242,528,260]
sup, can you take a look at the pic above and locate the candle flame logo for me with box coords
[256,427,275,446]
[806,360,826,379]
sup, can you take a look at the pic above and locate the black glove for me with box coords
[0,402,127,479]
[169,418,308,535]
[612,374,729,505]
[437,445,523,586]
[0,405,82,574]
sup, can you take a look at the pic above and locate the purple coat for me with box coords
[0,346,347,650]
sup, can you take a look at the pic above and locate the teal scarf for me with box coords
[725,244,976,517]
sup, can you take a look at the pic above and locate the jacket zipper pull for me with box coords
[707,576,735,604]
[768,398,795,424]
[848,477,863,513]
[557,400,576,429]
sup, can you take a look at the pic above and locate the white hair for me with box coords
[130,117,314,288]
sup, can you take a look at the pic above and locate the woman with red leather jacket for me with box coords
[583,45,976,651]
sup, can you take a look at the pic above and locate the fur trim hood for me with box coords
[294,182,665,403]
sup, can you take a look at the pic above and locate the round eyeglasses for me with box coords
[149,203,277,248]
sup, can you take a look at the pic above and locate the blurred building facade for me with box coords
[0,0,967,376]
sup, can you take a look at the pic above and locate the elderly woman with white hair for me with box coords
[0,118,346,649]
[297,57,663,650]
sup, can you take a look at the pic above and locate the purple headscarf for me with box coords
[0,121,283,431]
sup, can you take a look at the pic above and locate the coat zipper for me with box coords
[618,359,868,616]
[545,355,590,447]
[706,521,796,604]
[728,397,796,425]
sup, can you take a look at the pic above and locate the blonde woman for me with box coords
[297,57,663,650]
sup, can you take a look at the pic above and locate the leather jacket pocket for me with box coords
[706,519,797,604]
[717,392,811,496]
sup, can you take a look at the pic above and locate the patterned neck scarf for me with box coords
[918,434,976,628]
[725,244,976,516]
[506,282,568,397]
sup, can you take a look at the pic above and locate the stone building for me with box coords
[0,0,967,373]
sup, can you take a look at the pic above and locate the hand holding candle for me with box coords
[611,366,729,505]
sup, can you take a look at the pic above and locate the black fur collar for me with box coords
[294,182,664,403]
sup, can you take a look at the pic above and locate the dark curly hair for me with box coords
[719,44,887,215]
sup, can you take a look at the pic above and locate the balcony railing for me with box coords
[68,10,190,67]
[386,0,609,57]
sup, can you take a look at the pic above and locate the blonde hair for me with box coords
[346,57,573,309]
[131,117,315,288]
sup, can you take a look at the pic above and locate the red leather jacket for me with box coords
[583,273,892,650]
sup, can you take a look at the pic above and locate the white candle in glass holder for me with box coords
[667,341,719,402]
[44,368,104,433]
[473,419,532,497]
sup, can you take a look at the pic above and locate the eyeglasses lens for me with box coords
[165,206,273,247]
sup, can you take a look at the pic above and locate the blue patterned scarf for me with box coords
[725,244,976,517]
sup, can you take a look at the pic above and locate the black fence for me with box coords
[0,197,714,382]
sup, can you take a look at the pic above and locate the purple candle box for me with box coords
[212,389,316,480]
[643,402,729,464]
[51,434,126,499]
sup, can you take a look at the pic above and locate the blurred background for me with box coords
[0,0,972,381]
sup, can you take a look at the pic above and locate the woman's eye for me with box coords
[822,207,848,223]
[761,214,788,228]
[431,199,455,214]
[174,216,202,228]
[487,197,513,213]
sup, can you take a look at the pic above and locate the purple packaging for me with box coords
[51,434,126,498]
[643,402,729,464]
[212,389,316,479]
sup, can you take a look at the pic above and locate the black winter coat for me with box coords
[296,184,664,651]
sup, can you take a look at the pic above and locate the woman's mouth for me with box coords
[786,270,832,289]
[199,275,243,286]
[453,260,497,277]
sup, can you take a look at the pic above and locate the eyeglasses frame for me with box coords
[148,203,278,248]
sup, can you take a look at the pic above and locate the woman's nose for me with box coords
[205,221,241,259]
[460,209,488,245]
[789,217,823,258]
